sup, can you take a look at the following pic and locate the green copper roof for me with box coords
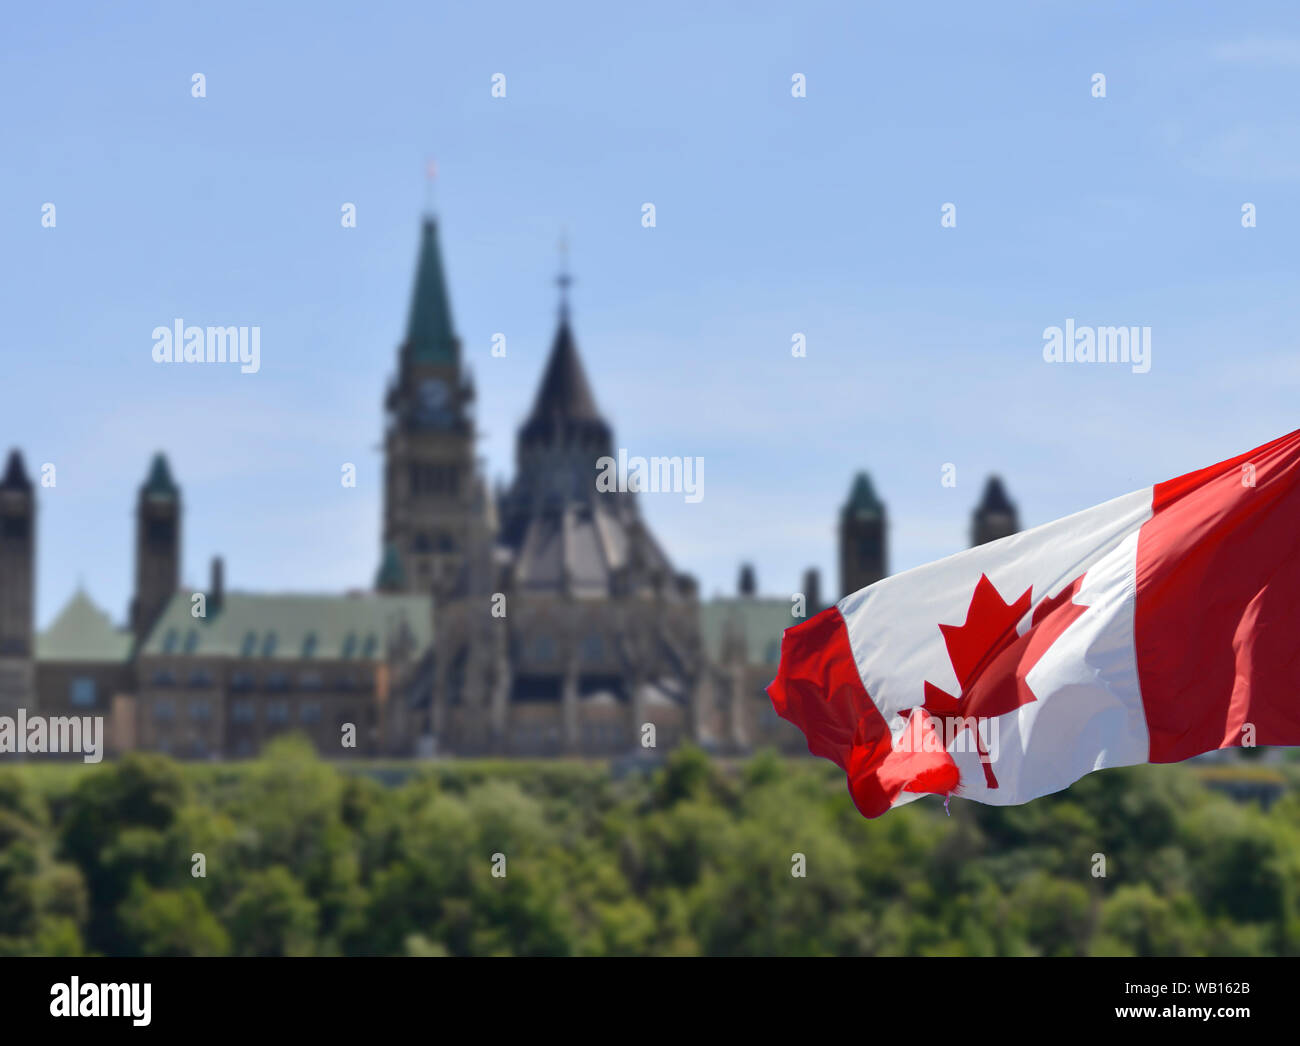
[843,472,882,517]
[37,590,134,663]
[700,597,801,666]
[142,453,179,499]
[140,591,433,660]
[375,543,406,591]
[405,218,458,364]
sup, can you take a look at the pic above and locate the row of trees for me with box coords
[2,736,1298,956]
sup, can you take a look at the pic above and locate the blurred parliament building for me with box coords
[0,219,1020,760]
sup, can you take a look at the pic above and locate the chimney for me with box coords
[802,568,821,612]
[209,556,224,615]
[738,563,756,597]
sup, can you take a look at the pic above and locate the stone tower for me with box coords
[971,475,1019,546]
[839,471,886,598]
[131,453,180,645]
[0,451,36,716]
[379,218,478,600]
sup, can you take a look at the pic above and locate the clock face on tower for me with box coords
[417,379,451,426]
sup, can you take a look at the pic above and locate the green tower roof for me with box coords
[141,453,179,499]
[843,471,883,517]
[405,218,458,364]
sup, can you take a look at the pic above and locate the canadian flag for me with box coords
[767,429,1300,818]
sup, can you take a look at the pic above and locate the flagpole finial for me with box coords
[424,157,438,217]
[556,229,573,320]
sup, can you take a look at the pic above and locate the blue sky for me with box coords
[3,1,1299,627]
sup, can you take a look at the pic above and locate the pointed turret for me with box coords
[1,450,32,492]
[839,471,887,598]
[519,317,610,445]
[507,282,614,532]
[844,472,882,518]
[132,454,181,644]
[404,218,458,365]
[0,449,35,667]
[972,475,1019,546]
[141,453,178,500]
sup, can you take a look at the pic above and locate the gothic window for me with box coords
[261,632,277,658]
[162,629,178,654]
[302,632,318,658]
[184,630,199,654]
[69,677,96,708]
[341,633,358,659]
[361,634,378,659]
[240,631,257,658]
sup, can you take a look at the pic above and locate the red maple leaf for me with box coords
[906,573,1089,789]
